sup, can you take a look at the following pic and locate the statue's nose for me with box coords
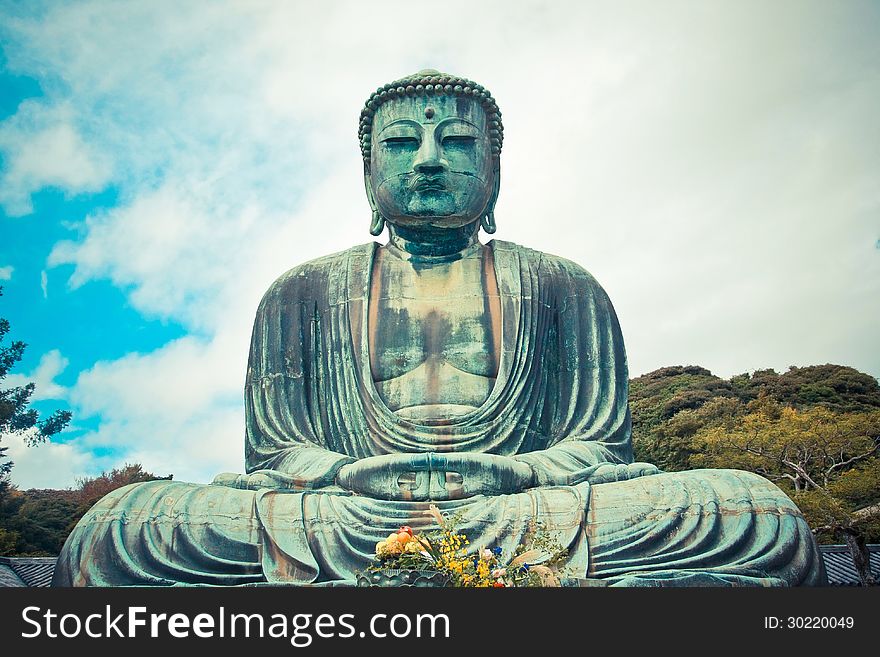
[413,136,448,174]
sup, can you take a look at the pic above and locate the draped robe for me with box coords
[53,241,826,586]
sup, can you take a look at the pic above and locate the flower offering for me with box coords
[364,505,568,587]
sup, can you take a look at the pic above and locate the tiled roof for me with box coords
[0,548,878,586]
[0,563,26,587]
[818,545,880,586]
[0,557,57,587]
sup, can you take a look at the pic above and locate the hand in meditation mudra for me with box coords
[55,71,826,586]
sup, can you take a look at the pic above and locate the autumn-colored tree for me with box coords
[691,401,880,585]
[74,463,172,506]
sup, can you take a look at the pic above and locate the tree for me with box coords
[630,366,740,470]
[74,462,172,506]
[631,364,880,471]
[732,365,880,413]
[630,364,880,584]
[1,488,81,555]
[691,401,880,585]
[0,463,172,556]
[1,286,72,554]
[1,286,72,483]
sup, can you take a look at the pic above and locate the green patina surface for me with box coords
[54,70,827,587]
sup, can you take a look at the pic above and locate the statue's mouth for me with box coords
[408,174,447,192]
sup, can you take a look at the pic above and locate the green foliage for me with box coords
[691,405,879,489]
[631,364,880,471]
[630,366,735,432]
[0,463,171,556]
[630,364,880,583]
[0,286,72,482]
[1,488,82,556]
[0,526,19,554]
[735,365,880,412]
[631,366,740,470]
[0,286,76,556]
[829,460,880,510]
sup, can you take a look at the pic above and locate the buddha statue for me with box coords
[54,70,826,587]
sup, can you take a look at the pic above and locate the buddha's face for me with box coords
[368,94,496,229]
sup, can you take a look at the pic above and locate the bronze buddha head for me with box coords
[360,70,503,236]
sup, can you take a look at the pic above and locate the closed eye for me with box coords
[383,137,419,147]
[442,135,477,147]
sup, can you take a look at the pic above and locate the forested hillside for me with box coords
[0,464,171,556]
[631,364,880,584]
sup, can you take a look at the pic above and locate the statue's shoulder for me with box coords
[492,239,608,297]
[257,243,374,307]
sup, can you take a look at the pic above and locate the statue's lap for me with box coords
[53,468,825,587]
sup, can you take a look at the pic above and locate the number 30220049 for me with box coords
[764,616,854,629]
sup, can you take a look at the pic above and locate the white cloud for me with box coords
[70,407,244,486]
[0,266,12,280]
[4,349,69,401]
[64,333,247,483]
[3,431,93,490]
[3,0,879,487]
[71,336,241,421]
[0,102,111,216]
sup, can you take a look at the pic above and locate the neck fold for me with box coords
[386,221,482,264]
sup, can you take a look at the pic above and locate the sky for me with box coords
[1,0,878,489]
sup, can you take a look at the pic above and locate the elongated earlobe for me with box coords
[480,164,500,234]
[481,211,496,234]
[364,167,385,236]
[370,210,385,236]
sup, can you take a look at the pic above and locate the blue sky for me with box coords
[1,0,879,489]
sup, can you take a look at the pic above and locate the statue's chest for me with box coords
[367,250,501,413]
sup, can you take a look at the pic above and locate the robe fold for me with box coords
[53,241,826,587]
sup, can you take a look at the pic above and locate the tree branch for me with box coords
[851,503,880,525]
[825,444,878,479]
[781,458,823,491]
